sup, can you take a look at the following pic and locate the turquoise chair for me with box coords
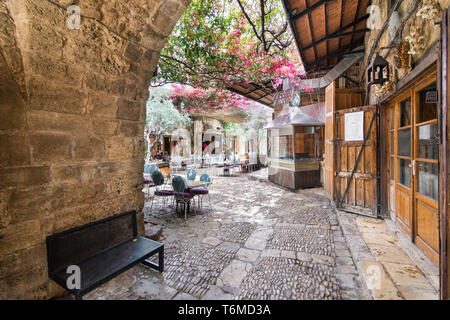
[190,173,212,211]
[172,176,195,220]
[150,170,174,213]
[187,168,196,181]
[149,164,158,175]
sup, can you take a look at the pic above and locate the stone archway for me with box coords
[0,0,190,299]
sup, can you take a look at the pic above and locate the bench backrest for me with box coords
[46,211,137,274]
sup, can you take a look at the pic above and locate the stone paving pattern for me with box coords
[336,210,439,300]
[78,168,368,300]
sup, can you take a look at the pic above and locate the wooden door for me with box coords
[324,82,336,199]
[389,72,439,265]
[334,105,378,217]
[413,79,439,265]
[394,94,414,236]
[324,82,374,216]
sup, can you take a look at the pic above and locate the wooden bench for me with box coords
[46,210,164,300]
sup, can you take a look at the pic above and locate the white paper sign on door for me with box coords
[344,111,364,141]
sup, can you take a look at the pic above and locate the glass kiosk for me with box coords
[266,106,324,189]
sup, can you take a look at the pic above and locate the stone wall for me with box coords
[362,0,449,103]
[0,0,189,299]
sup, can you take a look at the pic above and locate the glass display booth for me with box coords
[266,107,324,189]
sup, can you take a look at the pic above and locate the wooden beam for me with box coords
[322,28,369,41]
[305,0,319,70]
[257,92,272,101]
[281,0,306,71]
[350,0,363,44]
[301,14,370,52]
[337,0,345,66]
[226,87,271,107]
[305,39,365,69]
[291,0,337,20]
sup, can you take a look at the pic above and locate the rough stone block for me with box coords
[91,119,118,136]
[152,4,179,36]
[0,101,27,131]
[140,25,168,51]
[0,134,31,167]
[8,186,58,224]
[87,94,118,119]
[102,51,130,76]
[29,22,63,53]
[73,135,105,160]
[0,251,22,278]
[5,265,47,299]
[0,220,41,256]
[116,98,142,121]
[105,137,135,160]
[28,111,90,133]
[51,165,83,184]
[0,166,51,188]
[125,42,143,61]
[119,121,141,137]
[0,190,12,228]
[30,133,73,162]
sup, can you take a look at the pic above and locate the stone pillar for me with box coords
[194,119,203,157]
[0,0,189,299]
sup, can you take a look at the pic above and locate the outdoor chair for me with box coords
[149,164,158,175]
[144,163,158,175]
[190,173,212,211]
[143,164,158,198]
[143,177,154,198]
[203,154,210,168]
[172,175,195,220]
[187,168,196,181]
[144,164,151,175]
[150,170,175,213]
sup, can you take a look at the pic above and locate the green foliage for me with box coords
[145,89,192,160]
[145,89,192,136]
[154,0,303,90]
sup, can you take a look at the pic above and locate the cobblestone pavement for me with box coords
[83,168,368,300]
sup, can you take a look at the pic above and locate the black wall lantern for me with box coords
[367,54,390,86]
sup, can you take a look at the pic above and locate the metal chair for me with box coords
[190,173,212,211]
[150,170,174,213]
[172,176,195,220]
[149,164,158,175]
[143,164,158,198]
[187,168,196,181]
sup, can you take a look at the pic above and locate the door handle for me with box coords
[410,160,415,176]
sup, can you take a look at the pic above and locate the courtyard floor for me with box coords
[81,167,368,300]
[73,167,438,300]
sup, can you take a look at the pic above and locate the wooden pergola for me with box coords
[226,81,277,107]
[226,0,369,107]
[281,0,370,72]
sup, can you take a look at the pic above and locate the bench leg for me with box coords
[142,248,164,273]
[74,291,82,300]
